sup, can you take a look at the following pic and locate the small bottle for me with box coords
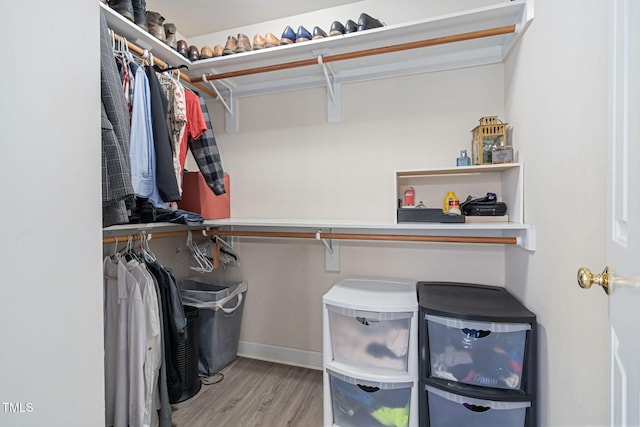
[457,149,471,166]
[443,191,461,215]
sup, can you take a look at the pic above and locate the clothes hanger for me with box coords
[153,64,188,74]
[186,230,213,273]
[141,232,157,262]
[112,236,119,258]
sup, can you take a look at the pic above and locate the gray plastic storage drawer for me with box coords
[426,314,530,390]
[327,304,413,372]
[328,369,414,427]
[426,385,530,427]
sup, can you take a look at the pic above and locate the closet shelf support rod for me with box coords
[205,229,517,245]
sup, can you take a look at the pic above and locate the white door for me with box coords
[582,1,640,426]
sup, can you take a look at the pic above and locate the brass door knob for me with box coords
[577,266,610,295]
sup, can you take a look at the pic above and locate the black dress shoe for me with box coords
[344,19,358,34]
[312,26,328,40]
[329,21,345,36]
[357,13,383,31]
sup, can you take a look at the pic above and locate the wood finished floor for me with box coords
[172,357,323,426]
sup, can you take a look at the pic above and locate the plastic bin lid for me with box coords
[418,282,535,323]
[323,277,417,312]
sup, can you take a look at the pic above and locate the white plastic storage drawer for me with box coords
[425,385,530,427]
[328,369,414,427]
[426,314,530,390]
[327,304,412,372]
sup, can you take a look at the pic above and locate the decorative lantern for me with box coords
[471,116,508,165]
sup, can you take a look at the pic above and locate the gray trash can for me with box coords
[179,277,248,375]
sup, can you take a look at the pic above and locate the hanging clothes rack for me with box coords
[111,32,218,99]
[190,25,515,84]
[102,228,517,246]
[203,229,518,245]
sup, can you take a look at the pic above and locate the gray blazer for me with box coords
[101,9,134,225]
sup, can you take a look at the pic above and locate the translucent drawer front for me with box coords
[327,304,412,372]
[426,314,530,390]
[328,369,413,427]
[426,385,530,427]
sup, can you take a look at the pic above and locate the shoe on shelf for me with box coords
[223,35,238,55]
[132,0,147,31]
[312,26,328,40]
[253,34,265,50]
[109,0,134,22]
[264,32,279,48]
[212,45,223,57]
[357,12,383,31]
[329,21,345,36]
[176,40,188,57]
[280,25,296,45]
[295,26,312,43]
[188,45,200,61]
[344,19,358,34]
[200,45,213,59]
[164,23,177,49]
[146,11,166,41]
[236,33,251,53]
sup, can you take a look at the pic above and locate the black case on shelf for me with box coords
[417,282,537,427]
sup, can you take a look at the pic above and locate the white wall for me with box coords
[505,0,609,426]
[0,1,104,426]
[195,62,509,362]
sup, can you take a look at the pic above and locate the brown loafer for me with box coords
[176,40,189,57]
[222,35,237,55]
[264,32,279,48]
[253,34,265,50]
[212,45,224,57]
[188,45,200,61]
[200,45,213,59]
[235,33,252,53]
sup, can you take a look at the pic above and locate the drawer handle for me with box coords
[462,403,490,413]
[461,328,490,348]
[356,316,379,326]
[461,328,491,338]
[357,384,380,393]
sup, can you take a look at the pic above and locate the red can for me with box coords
[403,187,415,207]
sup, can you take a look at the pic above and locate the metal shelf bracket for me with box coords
[202,74,239,133]
[316,53,341,123]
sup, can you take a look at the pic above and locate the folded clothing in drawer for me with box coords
[426,314,530,390]
[425,385,530,427]
[327,304,413,373]
[328,369,414,427]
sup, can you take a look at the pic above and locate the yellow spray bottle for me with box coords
[443,191,461,215]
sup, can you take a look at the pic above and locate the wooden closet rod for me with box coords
[191,25,516,83]
[102,230,191,245]
[205,229,518,245]
[102,227,518,245]
[111,32,218,99]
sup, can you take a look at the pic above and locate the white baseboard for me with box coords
[237,341,323,371]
